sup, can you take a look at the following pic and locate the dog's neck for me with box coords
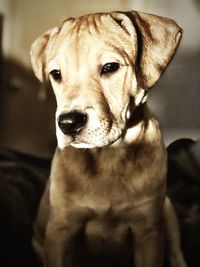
[125,102,148,131]
[112,103,162,148]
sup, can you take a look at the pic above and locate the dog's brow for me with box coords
[68,15,101,36]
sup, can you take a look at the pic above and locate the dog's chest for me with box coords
[55,143,166,218]
[65,142,164,192]
[52,135,166,213]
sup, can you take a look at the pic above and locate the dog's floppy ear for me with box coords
[115,11,182,89]
[30,27,58,82]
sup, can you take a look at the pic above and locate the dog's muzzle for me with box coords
[57,111,87,136]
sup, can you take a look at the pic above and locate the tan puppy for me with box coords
[30,11,187,267]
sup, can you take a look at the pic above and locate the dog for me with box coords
[30,10,187,267]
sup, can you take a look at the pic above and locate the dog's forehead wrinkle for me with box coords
[67,14,102,37]
[62,13,135,54]
[72,13,121,34]
[59,18,76,37]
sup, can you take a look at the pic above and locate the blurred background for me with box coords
[0,0,199,157]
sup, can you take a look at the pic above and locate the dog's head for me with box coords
[30,11,182,149]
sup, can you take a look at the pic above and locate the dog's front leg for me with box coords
[44,209,91,267]
[164,197,187,267]
[44,221,74,267]
[131,221,165,267]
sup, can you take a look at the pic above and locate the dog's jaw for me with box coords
[56,120,123,149]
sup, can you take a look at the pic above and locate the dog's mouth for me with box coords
[71,140,98,149]
[71,132,122,148]
[71,125,122,148]
[56,119,123,149]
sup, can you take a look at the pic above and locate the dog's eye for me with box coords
[50,69,62,81]
[101,62,120,76]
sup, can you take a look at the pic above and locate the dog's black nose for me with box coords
[58,111,87,136]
